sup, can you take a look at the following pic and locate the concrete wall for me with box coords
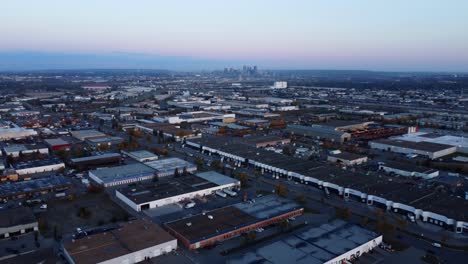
[15,163,65,175]
[117,182,240,212]
[369,141,456,159]
[325,235,383,264]
[167,209,303,250]
[64,239,177,264]
[0,222,38,238]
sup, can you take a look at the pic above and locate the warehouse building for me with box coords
[70,153,121,170]
[12,158,65,175]
[144,158,197,178]
[327,151,368,166]
[116,171,239,211]
[123,150,158,162]
[63,219,177,264]
[0,175,72,200]
[243,135,291,148]
[165,195,303,250]
[44,137,71,151]
[286,124,351,143]
[186,137,468,234]
[85,136,124,147]
[70,129,106,141]
[136,123,201,142]
[379,161,439,179]
[228,219,382,264]
[0,126,38,141]
[166,111,235,124]
[3,144,49,158]
[393,132,468,154]
[88,163,156,187]
[0,207,38,239]
[369,139,457,159]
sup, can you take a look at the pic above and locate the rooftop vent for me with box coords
[186,222,192,227]
[208,215,214,220]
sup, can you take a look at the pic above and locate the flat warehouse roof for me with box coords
[234,195,302,219]
[0,207,36,228]
[227,220,380,264]
[117,174,221,204]
[63,219,175,264]
[372,139,454,152]
[71,129,106,139]
[0,175,71,197]
[89,163,155,183]
[329,151,366,161]
[44,138,69,146]
[127,150,158,159]
[145,158,196,172]
[189,137,322,170]
[166,206,258,242]
[70,153,121,163]
[381,161,437,174]
[165,195,302,243]
[195,171,239,186]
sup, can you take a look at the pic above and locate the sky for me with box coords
[1,0,468,71]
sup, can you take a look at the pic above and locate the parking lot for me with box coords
[37,191,129,238]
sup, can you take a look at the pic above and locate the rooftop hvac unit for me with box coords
[186,222,192,226]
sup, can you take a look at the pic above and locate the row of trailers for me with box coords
[185,140,468,234]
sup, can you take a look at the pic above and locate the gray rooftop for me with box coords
[71,153,121,163]
[234,195,302,219]
[89,163,155,183]
[228,219,381,264]
[127,150,158,160]
[0,175,71,198]
[71,129,106,139]
[195,171,239,186]
[144,158,196,173]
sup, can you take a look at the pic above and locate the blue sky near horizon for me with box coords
[1,0,468,71]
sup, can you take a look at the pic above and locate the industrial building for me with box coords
[393,132,468,154]
[3,144,49,157]
[0,175,72,200]
[44,137,71,151]
[88,163,156,187]
[85,136,124,147]
[286,124,351,143]
[165,111,236,124]
[369,139,457,159]
[327,151,368,166]
[0,125,38,141]
[12,158,65,175]
[0,207,38,239]
[228,220,382,264]
[136,123,201,142]
[70,129,106,141]
[144,158,197,178]
[164,195,303,250]
[70,153,121,170]
[123,150,158,162]
[62,219,177,264]
[116,171,239,211]
[379,161,439,179]
[186,137,468,234]
[243,135,291,148]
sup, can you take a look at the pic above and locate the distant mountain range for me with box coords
[0,51,236,71]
